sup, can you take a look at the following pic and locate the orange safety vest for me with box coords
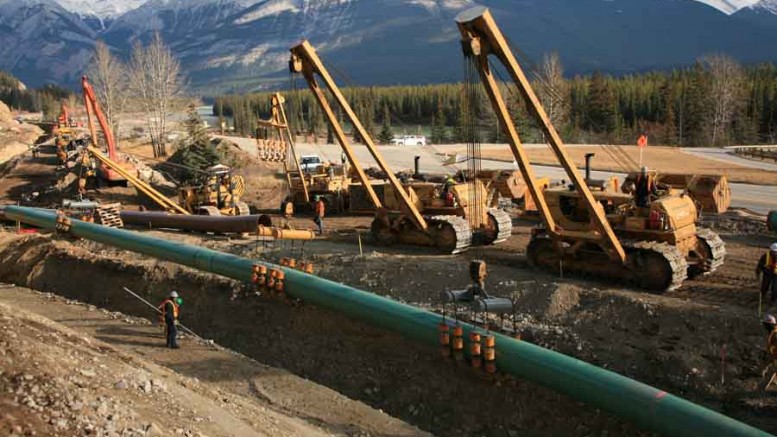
[767,251,777,274]
[314,200,325,217]
[768,328,777,358]
[158,299,179,322]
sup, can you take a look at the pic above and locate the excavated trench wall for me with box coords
[0,233,646,437]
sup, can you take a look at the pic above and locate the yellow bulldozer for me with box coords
[256,93,353,215]
[621,172,731,214]
[178,164,250,216]
[290,40,511,253]
[457,6,724,291]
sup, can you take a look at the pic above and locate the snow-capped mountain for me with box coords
[1,0,776,94]
[53,0,147,18]
[48,0,777,17]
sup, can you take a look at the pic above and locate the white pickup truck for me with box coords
[391,135,427,146]
[299,155,323,173]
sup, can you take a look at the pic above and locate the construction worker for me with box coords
[765,313,777,333]
[757,243,777,306]
[634,166,656,208]
[313,196,325,235]
[158,291,180,349]
[443,175,456,193]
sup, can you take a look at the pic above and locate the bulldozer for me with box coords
[177,164,251,216]
[621,172,731,214]
[55,128,78,164]
[456,6,724,291]
[290,40,511,253]
[257,93,352,215]
[288,162,351,213]
[464,169,551,212]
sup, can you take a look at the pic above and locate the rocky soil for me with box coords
[0,285,430,437]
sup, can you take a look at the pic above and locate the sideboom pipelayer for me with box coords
[455,6,724,292]
[289,40,511,254]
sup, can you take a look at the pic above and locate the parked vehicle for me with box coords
[391,135,427,146]
[299,154,323,172]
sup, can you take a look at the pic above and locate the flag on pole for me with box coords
[637,134,648,148]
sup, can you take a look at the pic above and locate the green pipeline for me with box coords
[4,205,771,437]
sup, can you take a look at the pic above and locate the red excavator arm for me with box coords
[82,76,119,162]
[82,75,134,183]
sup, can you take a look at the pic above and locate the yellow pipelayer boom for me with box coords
[290,40,511,253]
[456,7,724,291]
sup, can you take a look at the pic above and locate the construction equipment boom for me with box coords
[82,75,133,184]
[457,8,624,262]
[290,40,510,253]
[456,7,724,291]
[256,93,310,204]
[86,145,190,215]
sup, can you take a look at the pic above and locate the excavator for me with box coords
[456,7,724,291]
[82,75,249,216]
[82,76,135,185]
[290,40,511,253]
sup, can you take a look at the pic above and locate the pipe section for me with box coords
[3,205,771,437]
[120,210,272,234]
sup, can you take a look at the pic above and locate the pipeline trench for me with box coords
[0,231,645,436]
[0,212,775,436]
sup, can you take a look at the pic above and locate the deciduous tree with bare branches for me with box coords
[535,52,570,129]
[702,54,745,147]
[128,33,185,157]
[86,41,127,137]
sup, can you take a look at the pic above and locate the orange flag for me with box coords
[637,134,648,148]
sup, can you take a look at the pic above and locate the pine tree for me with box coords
[178,104,220,183]
[683,62,711,147]
[430,103,447,144]
[453,92,470,143]
[377,103,394,144]
[585,71,618,135]
[660,80,678,146]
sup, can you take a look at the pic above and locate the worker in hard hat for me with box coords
[313,196,325,235]
[757,243,777,307]
[443,175,456,193]
[634,166,656,208]
[765,313,777,333]
[157,291,181,349]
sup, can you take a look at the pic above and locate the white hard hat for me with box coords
[169,291,179,298]
[770,243,777,252]
[765,314,776,325]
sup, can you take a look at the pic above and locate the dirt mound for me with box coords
[0,101,12,121]
[701,209,768,235]
[0,296,326,437]
[0,99,43,165]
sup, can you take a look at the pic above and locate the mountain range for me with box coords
[0,0,776,95]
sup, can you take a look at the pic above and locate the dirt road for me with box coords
[219,136,777,213]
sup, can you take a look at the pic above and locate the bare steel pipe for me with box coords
[121,210,271,233]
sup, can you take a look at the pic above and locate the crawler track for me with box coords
[627,240,688,292]
[696,227,726,273]
[527,235,689,293]
[487,209,513,244]
[429,215,472,254]
[235,201,251,216]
